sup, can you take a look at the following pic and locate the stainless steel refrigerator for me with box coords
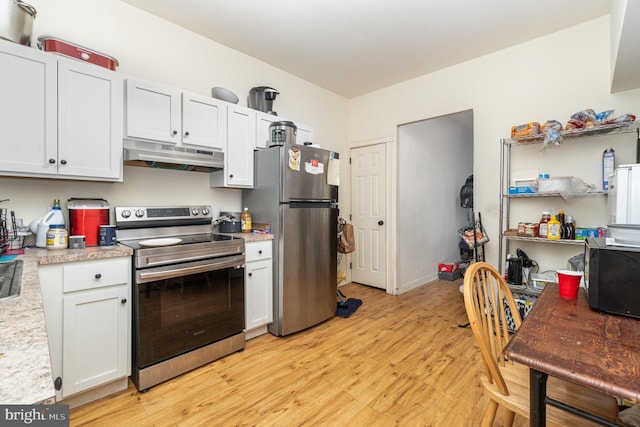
[243,144,339,336]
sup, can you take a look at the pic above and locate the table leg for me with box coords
[530,368,548,427]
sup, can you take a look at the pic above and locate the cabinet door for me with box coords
[0,40,57,175]
[62,285,129,397]
[125,79,180,144]
[245,259,273,331]
[255,111,276,149]
[182,92,226,150]
[225,104,255,188]
[57,59,123,180]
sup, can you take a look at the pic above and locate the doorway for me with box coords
[396,110,473,293]
[348,111,473,295]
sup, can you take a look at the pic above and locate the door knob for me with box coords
[378,220,384,226]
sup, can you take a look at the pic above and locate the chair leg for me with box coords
[504,409,516,427]
[481,400,498,427]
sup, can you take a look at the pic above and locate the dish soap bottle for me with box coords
[241,207,252,233]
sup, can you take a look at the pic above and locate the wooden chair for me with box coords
[463,262,619,427]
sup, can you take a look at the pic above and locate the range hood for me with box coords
[123,140,224,172]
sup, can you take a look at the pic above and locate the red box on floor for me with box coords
[438,261,459,273]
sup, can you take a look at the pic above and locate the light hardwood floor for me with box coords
[70,280,528,426]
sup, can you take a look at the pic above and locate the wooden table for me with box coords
[505,283,640,426]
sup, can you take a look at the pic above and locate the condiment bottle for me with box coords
[241,207,252,233]
[538,210,551,238]
[547,215,561,240]
[557,210,566,239]
[566,215,576,240]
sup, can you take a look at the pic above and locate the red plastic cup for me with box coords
[557,270,582,300]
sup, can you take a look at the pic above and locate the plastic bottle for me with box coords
[538,211,551,238]
[547,215,561,240]
[603,148,615,191]
[241,207,252,233]
[49,199,66,228]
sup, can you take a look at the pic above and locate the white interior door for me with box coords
[351,143,387,289]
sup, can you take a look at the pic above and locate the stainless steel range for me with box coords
[115,205,245,392]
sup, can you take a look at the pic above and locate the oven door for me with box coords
[133,254,245,368]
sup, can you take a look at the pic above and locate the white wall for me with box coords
[397,113,473,291]
[348,16,640,272]
[1,0,348,225]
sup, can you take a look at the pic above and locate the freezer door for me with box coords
[275,203,338,336]
[281,145,338,202]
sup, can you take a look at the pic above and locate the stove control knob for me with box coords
[121,209,131,219]
[135,209,145,218]
[191,208,200,216]
[202,208,210,216]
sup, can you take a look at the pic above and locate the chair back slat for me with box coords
[463,262,522,396]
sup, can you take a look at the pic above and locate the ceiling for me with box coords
[123,0,613,98]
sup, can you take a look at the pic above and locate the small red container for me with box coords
[438,261,459,273]
[67,199,110,247]
[37,35,119,70]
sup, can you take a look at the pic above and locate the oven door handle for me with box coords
[137,255,244,283]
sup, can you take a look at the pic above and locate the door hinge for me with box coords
[349,262,352,270]
[349,157,352,165]
[349,213,352,221]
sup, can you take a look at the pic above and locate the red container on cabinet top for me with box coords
[37,35,119,70]
[67,199,110,247]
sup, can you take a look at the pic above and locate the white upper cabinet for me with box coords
[0,40,123,181]
[210,104,255,188]
[182,92,226,150]
[57,59,123,180]
[255,111,277,149]
[125,78,226,151]
[295,121,314,145]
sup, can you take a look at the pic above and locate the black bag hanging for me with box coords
[459,175,473,209]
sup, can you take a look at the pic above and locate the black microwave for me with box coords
[585,238,640,319]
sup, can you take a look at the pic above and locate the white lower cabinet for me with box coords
[39,257,131,402]
[244,240,273,339]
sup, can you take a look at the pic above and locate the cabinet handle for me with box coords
[229,174,234,178]
[184,131,190,137]
[60,159,67,165]
[48,159,56,164]
[248,273,252,277]
[172,130,178,135]
[95,273,102,279]
[54,377,62,391]
[121,298,127,304]
[258,250,262,254]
